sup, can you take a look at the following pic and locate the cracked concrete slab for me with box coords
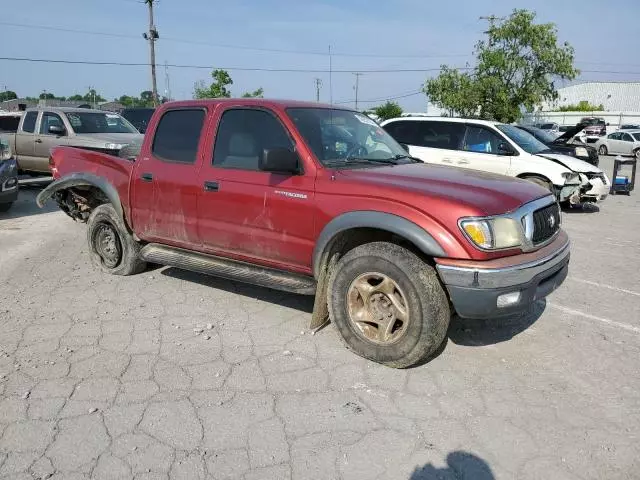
[0,182,639,479]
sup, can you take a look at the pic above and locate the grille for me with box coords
[532,203,561,244]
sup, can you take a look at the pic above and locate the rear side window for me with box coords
[22,112,38,133]
[0,116,21,132]
[622,133,634,142]
[152,109,205,163]
[415,122,466,150]
[383,121,420,145]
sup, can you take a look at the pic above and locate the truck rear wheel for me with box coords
[86,204,146,276]
[327,242,450,368]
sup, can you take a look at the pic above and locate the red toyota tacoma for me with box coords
[38,99,569,368]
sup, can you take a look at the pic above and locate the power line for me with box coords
[0,21,471,59]
[0,56,472,73]
[335,90,423,105]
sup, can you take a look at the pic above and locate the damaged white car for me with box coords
[381,117,609,205]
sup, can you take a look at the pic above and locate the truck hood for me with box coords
[553,123,587,144]
[536,152,601,173]
[336,163,550,216]
[74,133,143,146]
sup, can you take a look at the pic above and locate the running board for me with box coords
[139,244,317,295]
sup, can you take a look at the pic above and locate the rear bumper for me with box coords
[0,159,19,204]
[436,232,570,319]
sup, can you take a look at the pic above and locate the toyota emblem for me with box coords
[548,214,556,228]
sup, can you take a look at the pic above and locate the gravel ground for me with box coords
[0,161,638,480]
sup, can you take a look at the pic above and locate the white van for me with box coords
[381,117,609,204]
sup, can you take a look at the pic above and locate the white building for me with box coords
[541,82,640,112]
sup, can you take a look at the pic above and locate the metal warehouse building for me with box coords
[543,81,640,112]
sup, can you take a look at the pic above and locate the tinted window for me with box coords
[383,121,421,145]
[608,133,619,140]
[22,112,37,133]
[0,115,21,132]
[152,109,205,163]
[122,108,155,133]
[633,133,640,142]
[463,126,503,154]
[496,124,547,154]
[214,109,293,170]
[413,122,465,150]
[622,133,634,142]
[39,112,64,135]
[65,111,137,134]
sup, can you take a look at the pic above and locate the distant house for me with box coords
[98,101,126,113]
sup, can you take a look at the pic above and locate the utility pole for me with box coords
[328,45,333,104]
[314,78,322,102]
[88,86,95,108]
[164,61,171,101]
[353,73,363,111]
[143,0,160,106]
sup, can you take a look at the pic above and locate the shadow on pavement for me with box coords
[0,176,55,220]
[160,267,315,314]
[409,451,495,479]
[562,202,600,214]
[447,300,545,347]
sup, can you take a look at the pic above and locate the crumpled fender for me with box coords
[36,172,124,220]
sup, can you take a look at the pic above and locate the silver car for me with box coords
[595,130,640,160]
[0,107,142,173]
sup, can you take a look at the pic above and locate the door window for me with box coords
[383,121,421,145]
[415,122,466,150]
[22,112,38,133]
[39,112,65,135]
[213,109,293,170]
[463,126,503,154]
[622,133,634,142]
[151,109,205,164]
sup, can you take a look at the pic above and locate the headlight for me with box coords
[561,171,579,183]
[460,217,522,250]
[574,147,588,157]
[105,143,126,150]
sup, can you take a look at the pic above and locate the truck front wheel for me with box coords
[86,204,146,276]
[327,242,450,368]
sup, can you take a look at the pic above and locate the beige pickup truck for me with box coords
[0,107,143,174]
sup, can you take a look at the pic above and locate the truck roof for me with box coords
[24,106,113,114]
[160,98,351,111]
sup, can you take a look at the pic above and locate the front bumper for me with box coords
[581,173,610,202]
[0,158,19,204]
[435,231,570,319]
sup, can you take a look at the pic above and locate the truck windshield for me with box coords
[496,124,549,154]
[65,112,138,134]
[286,108,408,167]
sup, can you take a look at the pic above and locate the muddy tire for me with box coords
[327,242,450,368]
[86,204,146,276]
[598,145,608,156]
[634,149,640,161]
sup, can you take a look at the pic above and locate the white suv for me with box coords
[382,117,609,204]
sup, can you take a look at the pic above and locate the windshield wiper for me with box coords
[391,154,422,163]
[324,157,400,167]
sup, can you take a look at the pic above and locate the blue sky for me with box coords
[1,0,639,111]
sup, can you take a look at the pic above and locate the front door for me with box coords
[620,133,636,155]
[131,108,207,248]
[455,125,512,175]
[14,111,38,171]
[33,111,68,171]
[196,107,316,272]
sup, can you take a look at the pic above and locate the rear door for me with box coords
[196,106,316,271]
[33,111,69,171]
[131,108,207,248]
[455,124,511,175]
[620,133,635,155]
[14,111,38,170]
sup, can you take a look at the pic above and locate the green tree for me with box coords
[39,92,56,100]
[0,91,18,102]
[424,9,579,123]
[194,69,233,99]
[555,100,604,112]
[371,101,403,121]
[241,87,264,98]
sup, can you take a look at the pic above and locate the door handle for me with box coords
[204,181,219,192]
[141,173,153,182]
[35,139,43,144]
[457,159,470,165]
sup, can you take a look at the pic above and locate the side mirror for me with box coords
[48,125,65,136]
[606,122,610,126]
[497,142,515,156]
[260,147,300,174]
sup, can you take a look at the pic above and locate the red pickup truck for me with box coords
[37,99,569,368]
